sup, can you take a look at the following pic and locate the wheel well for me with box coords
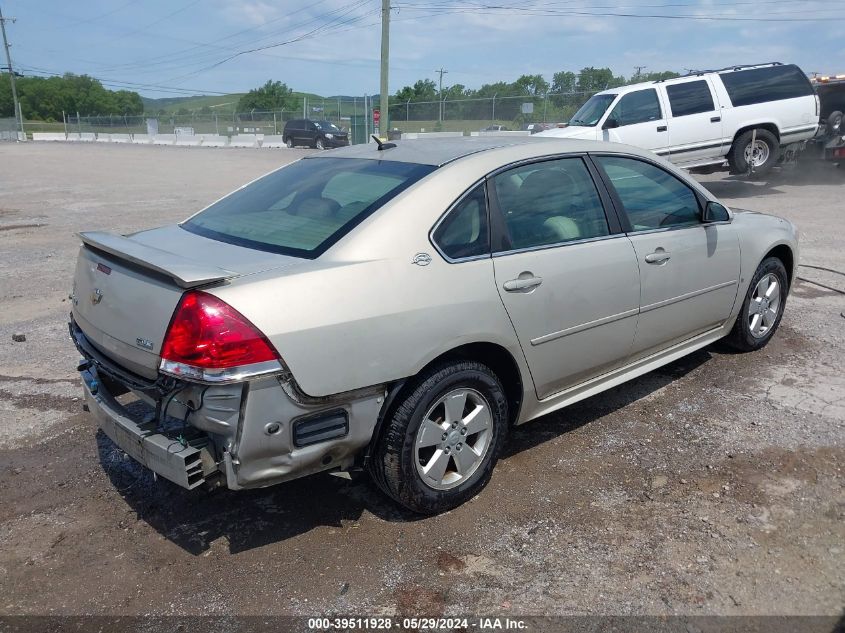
[764,244,795,287]
[732,123,780,148]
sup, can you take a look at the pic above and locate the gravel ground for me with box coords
[0,143,842,618]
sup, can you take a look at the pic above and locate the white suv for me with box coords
[539,63,819,175]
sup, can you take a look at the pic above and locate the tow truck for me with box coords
[807,74,845,164]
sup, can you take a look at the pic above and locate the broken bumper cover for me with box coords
[81,368,208,489]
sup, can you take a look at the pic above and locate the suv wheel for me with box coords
[316,137,325,150]
[729,128,779,176]
[369,360,508,514]
[723,257,788,352]
[285,136,293,148]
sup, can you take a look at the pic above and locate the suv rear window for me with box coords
[719,64,813,107]
[182,158,435,258]
[666,80,715,117]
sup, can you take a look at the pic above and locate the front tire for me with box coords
[729,128,779,176]
[285,136,293,148]
[723,257,788,352]
[316,137,325,150]
[369,361,508,514]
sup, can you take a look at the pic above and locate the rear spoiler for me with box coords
[78,231,236,289]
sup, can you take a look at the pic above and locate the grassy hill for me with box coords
[143,91,331,115]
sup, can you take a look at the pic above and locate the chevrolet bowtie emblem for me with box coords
[91,288,103,305]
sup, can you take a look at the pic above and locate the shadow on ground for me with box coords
[99,349,713,556]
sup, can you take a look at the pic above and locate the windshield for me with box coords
[316,121,341,132]
[182,158,435,258]
[569,94,617,126]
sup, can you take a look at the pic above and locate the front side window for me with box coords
[595,156,700,231]
[432,185,489,260]
[569,94,617,126]
[719,64,814,107]
[666,80,715,117]
[607,89,662,126]
[183,158,435,258]
[492,157,610,251]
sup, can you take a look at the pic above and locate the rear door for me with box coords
[592,154,740,358]
[602,88,669,156]
[489,155,641,399]
[662,77,725,164]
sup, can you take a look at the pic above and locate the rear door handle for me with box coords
[644,251,671,264]
[710,116,721,123]
[657,125,667,132]
[503,275,543,292]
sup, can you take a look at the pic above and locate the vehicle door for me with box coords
[592,154,740,359]
[489,155,641,400]
[662,77,725,164]
[601,88,669,156]
[288,120,303,144]
[305,121,319,146]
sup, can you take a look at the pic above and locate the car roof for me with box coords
[306,136,652,167]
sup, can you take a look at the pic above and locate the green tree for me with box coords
[576,67,625,92]
[237,80,295,111]
[513,74,549,97]
[636,70,681,83]
[395,79,438,102]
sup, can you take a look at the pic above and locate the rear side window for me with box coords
[608,89,662,126]
[432,185,489,260]
[492,157,610,251]
[595,156,700,231]
[182,158,435,258]
[666,80,715,117]
[719,64,814,107]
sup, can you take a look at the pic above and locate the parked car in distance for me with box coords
[283,119,349,149]
[539,62,819,175]
[69,137,797,514]
[482,124,510,132]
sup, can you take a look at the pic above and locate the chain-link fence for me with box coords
[16,91,597,141]
[0,117,24,141]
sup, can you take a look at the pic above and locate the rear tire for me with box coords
[369,360,508,514]
[729,128,779,176]
[827,110,843,137]
[723,257,788,352]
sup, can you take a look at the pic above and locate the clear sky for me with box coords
[3,0,843,98]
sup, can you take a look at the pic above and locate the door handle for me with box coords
[657,125,667,132]
[710,116,721,123]
[503,275,543,292]
[644,251,671,264]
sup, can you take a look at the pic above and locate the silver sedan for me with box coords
[69,137,797,513]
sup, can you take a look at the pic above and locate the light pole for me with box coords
[435,67,448,122]
[0,3,24,139]
[379,0,390,135]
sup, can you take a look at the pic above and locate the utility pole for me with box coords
[436,67,448,122]
[0,3,24,139]
[633,65,646,81]
[379,0,390,136]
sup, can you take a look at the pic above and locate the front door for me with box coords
[602,88,669,156]
[593,155,741,358]
[489,156,641,400]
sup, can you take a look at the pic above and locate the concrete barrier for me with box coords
[96,134,111,143]
[478,130,531,137]
[152,134,176,145]
[67,132,96,142]
[32,132,67,142]
[261,135,289,148]
[229,134,259,148]
[199,134,228,147]
[175,134,202,146]
[110,134,132,143]
[401,132,464,139]
[131,134,151,144]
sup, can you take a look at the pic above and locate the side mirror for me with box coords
[603,118,620,130]
[703,201,730,223]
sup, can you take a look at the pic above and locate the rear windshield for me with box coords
[719,64,813,107]
[182,158,435,258]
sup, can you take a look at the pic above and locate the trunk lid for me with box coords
[72,226,302,379]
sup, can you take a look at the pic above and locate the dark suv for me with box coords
[283,119,349,149]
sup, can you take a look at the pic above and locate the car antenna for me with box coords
[372,135,396,150]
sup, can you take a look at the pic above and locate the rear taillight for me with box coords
[160,290,281,382]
